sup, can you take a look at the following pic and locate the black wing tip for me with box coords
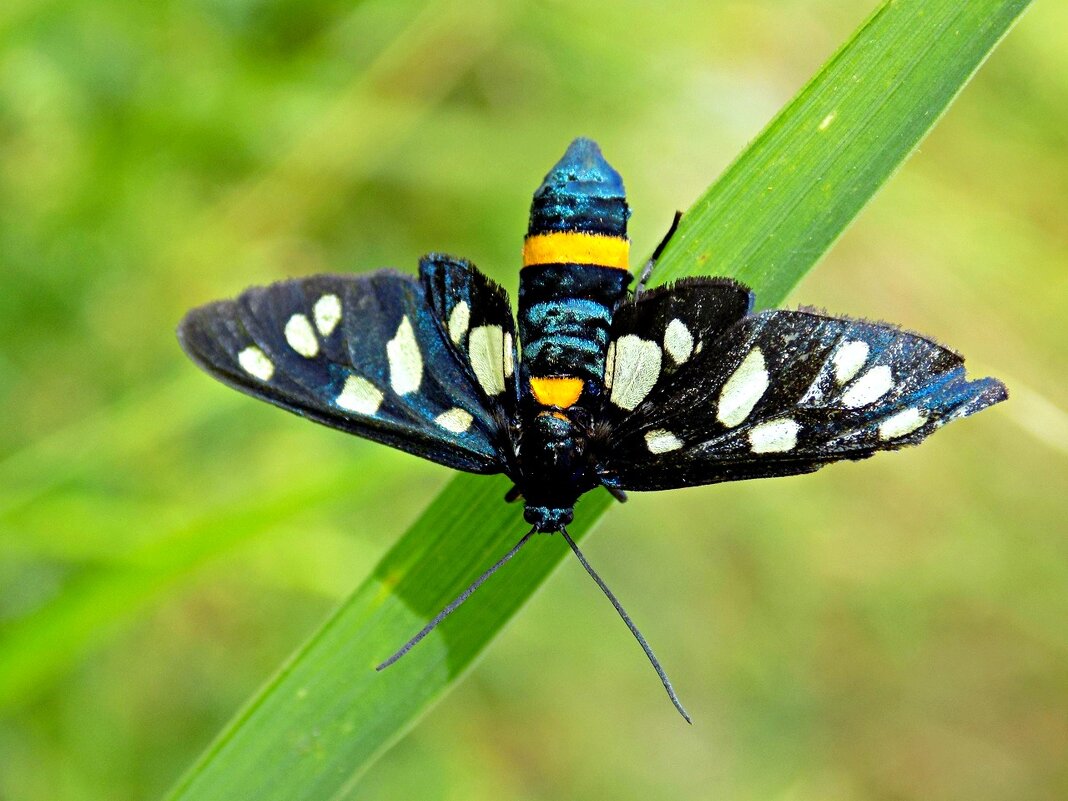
[174,303,240,387]
[962,374,1009,413]
[890,374,1007,449]
[175,301,218,359]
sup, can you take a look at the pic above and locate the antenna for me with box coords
[559,527,692,723]
[635,209,683,296]
[377,527,537,670]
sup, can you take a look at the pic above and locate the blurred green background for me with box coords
[1,0,1065,799]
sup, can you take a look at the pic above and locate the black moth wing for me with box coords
[595,276,754,423]
[594,281,1008,491]
[178,270,515,474]
[419,254,521,425]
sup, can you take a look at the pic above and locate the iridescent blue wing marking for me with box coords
[178,269,515,474]
[419,254,520,423]
[595,281,1007,491]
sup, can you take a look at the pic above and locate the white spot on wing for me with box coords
[664,319,694,364]
[238,346,273,381]
[284,313,319,358]
[748,417,799,453]
[603,341,616,390]
[832,339,869,385]
[469,325,506,395]
[879,407,927,439]
[842,365,893,408]
[644,429,682,454]
[448,301,470,345]
[434,407,473,433]
[717,348,768,427]
[336,375,383,414]
[387,316,423,395]
[504,332,514,378]
[609,335,662,411]
[313,294,342,336]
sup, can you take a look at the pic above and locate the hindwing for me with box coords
[595,281,1007,491]
[603,278,753,413]
[178,269,517,474]
[419,254,520,422]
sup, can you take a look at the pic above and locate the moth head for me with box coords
[523,504,574,532]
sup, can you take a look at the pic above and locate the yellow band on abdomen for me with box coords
[530,376,584,408]
[522,232,629,270]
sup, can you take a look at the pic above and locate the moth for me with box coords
[178,138,1006,720]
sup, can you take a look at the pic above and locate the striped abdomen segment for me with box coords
[518,261,632,398]
[518,138,632,411]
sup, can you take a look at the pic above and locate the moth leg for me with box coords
[598,472,629,503]
[635,210,683,297]
[504,484,523,503]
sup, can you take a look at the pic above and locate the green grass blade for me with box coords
[166,1,1031,798]
[652,0,1032,303]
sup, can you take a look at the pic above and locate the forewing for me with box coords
[596,293,1007,491]
[178,270,513,474]
[420,254,520,421]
